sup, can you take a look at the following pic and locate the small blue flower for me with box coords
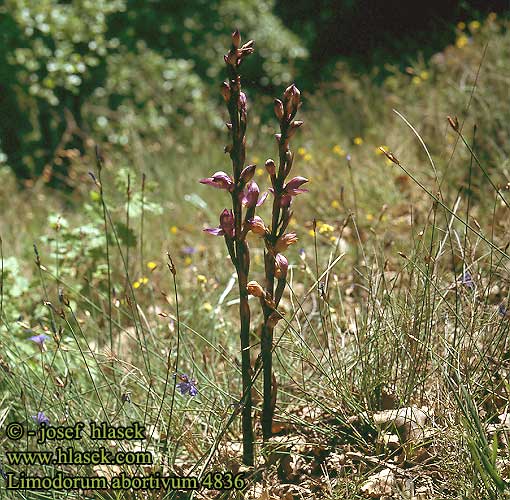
[32,411,50,425]
[499,304,508,318]
[175,374,198,397]
[182,246,197,255]
[29,334,49,346]
[461,271,475,290]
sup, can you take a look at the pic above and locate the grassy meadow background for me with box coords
[1,2,510,499]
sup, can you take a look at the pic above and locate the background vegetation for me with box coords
[0,1,510,499]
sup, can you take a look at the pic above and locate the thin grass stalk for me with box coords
[162,254,181,460]
[95,147,114,357]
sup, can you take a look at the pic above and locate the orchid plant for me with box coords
[200,30,307,465]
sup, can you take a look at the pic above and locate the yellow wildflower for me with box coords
[366,213,374,222]
[330,200,341,209]
[147,261,157,270]
[332,144,345,156]
[304,153,312,162]
[318,223,335,234]
[170,226,178,235]
[256,168,264,177]
[329,236,337,242]
[203,302,213,312]
[184,256,192,266]
[412,76,421,86]
[308,229,315,237]
[297,147,307,156]
[469,20,480,32]
[133,281,141,289]
[385,158,393,166]
[456,35,469,48]
[457,21,466,30]
[252,156,260,164]
[353,137,363,145]
[419,71,429,80]
[197,274,207,284]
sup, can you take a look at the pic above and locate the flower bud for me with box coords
[239,92,247,113]
[283,84,295,102]
[283,84,301,116]
[273,99,284,120]
[291,86,301,110]
[219,208,235,238]
[242,181,260,208]
[240,164,256,184]
[289,120,303,134]
[265,159,276,176]
[274,254,288,279]
[232,29,241,49]
[224,51,237,66]
[247,281,265,298]
[221,82,231,102]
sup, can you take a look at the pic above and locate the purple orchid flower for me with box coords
[204,209,235,238]
[241,181,268,208]
[270,176,308,207]
[199,171,234,192]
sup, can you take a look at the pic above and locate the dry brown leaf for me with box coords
[373,406,431,442]
[360,468,395,497]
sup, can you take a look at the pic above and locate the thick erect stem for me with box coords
[236,237,254,464]
[225,32,255,466]
[261,85,304,441]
